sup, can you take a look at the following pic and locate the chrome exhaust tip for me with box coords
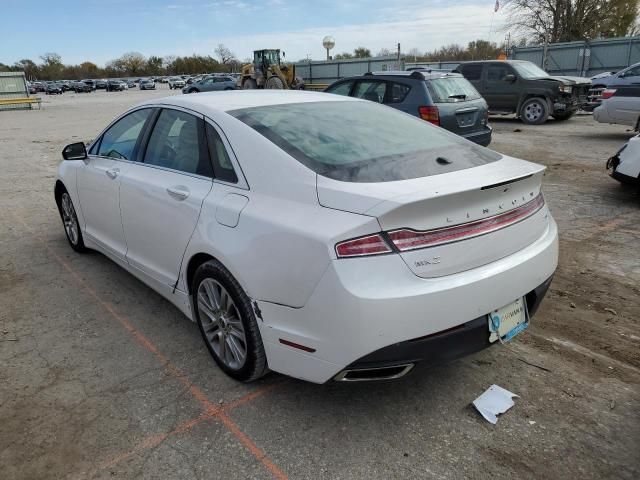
[333,363,415,382]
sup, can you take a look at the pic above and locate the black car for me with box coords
[106,80,126,92]
[455,60,591,124]
[72,81,93,93]
[45,83,63,95]
[325,71,492,146]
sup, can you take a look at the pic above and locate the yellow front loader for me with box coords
[237,49,304,90]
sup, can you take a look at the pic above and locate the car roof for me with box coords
[138,90,353,113]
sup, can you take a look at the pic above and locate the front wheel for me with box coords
[266,76,285,89]
[520,97,549,125]
[193,260,268,382]
[57,190,86,252]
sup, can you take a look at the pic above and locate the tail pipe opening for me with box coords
[333,363,415,382]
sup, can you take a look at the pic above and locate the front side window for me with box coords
[206,123,238,183]
[487,64,515,82]
[230,101,500,183]
[98,108,151,160]
[353,81,386,103]
[326,81,353,96]
[144,109,212,177]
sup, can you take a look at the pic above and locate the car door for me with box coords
[483,63,520,111]
[119,107,214,286]
[77,108,153,260]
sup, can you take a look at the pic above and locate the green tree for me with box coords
[353,47,371,58]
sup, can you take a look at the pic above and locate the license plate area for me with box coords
[488,297,528,343]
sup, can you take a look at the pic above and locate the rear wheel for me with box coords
[520,97,549,125]
[552,111,574,121]
[243,78,257,89]
[57,190,86,252]
[266,76,285,89]
[193,260,268,382]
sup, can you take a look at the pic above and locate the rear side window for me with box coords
[98,109,151,160]
[387,82,411,103]
[460,64,482,80]
[353,81,386,103]
[205,123,238,183]
[428,77,481,103]
[326,81,352,96]
[230,101,500,183]
[144,109,212,177]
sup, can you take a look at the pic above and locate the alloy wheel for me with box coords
[61,193,79,245]
[197,278,247,370]
[524,101,543,122]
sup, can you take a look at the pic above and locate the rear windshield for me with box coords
[229,101,500,183]
[428,77,481,102]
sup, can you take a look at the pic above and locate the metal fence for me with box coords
[510,36,640,77]
[0,71,30,111]
[294,56,402,85]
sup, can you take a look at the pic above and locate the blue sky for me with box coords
[2,0,507,66]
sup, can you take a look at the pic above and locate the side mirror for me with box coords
[62,142,87,160]
[504,74,516,83]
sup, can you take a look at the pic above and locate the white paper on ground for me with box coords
[472,384,519,424]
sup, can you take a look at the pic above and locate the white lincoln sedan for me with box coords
[55,91,558,383]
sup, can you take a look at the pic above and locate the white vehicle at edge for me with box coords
[55,91,558,383]
[607,134,640,185]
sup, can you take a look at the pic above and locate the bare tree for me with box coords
[505,0,639,43]
[215,44,236,64]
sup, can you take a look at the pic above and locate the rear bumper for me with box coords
[344,275,552,373]
[257,217,559,383]
[461,126,492,147]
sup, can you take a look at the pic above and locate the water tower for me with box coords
[322,36,335,61]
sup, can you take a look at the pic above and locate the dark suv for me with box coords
[455,60,590,124]
[324,71,492,146]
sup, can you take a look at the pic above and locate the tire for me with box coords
[266,76,285,89]
[552,111,574,121]
[519,97,549,125]
[192,260,268,382]
[243,78,257,89]
[56,188,86,252]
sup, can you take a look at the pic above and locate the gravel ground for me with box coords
[1,86,638,480]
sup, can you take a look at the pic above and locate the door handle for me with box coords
[166,186,190,200]
[105,168,119,179]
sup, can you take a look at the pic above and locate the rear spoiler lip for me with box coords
[481,174,534,190]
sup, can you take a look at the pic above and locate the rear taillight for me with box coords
[419,106,440,125]
[335,234,392,258]
[601,88,616,100]
[334,194,545,258]
[388,194,545,251]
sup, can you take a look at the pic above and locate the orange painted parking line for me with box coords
[219,412,288,480]
[15,216,287,479]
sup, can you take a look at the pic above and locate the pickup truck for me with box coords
[454,60,590,124]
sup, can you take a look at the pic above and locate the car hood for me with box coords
[544,75,591,86]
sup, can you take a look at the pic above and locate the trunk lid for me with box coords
[318,156,550,277]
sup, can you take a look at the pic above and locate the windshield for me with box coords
[512,62,549,79]
[230,101,500,183]
[428,77,481,102]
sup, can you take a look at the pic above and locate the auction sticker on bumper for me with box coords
[488,298,528,343]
